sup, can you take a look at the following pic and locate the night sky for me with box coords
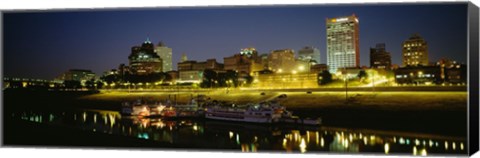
[3,3,468,80]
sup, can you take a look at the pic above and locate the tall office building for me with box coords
[128,38,162,75]
[181,53,188,62]
[402,33,428,66]
[370,43,392,69]
[155,41,173,72]
[326,14,360,73]
[298,46,321,64]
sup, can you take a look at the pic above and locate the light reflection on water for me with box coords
[14,110,466,155]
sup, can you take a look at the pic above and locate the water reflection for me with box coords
[12,110,466,155]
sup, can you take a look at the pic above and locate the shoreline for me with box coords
[4,90,468,137]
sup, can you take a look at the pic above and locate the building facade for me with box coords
[129,39,163,75]
[177,59,224,83]
[326,14,360,73]
[57,69,96,82]
[224,48,263,75]
[253,72,318,88]
[402,34,428,66]
[370,43,392,70]
[267,49,296,73]
[155,41,173,72]
[394,66,441,85]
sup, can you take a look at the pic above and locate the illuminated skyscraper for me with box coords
[402,34,428,66]
[128,38,162,75]
[181,53,188,62]
[155,41,173,72]
[326,14,360,73]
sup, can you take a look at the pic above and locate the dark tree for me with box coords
[95,80,104,89]
[244,75,254,85]
[101,74,119,84]
[85,79,96,90]
[225,70,238,87]
[201,69,218,88]
[357,70,368,81]
[64,80,82,89]
[318,70,332,85]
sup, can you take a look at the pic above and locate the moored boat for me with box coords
[205,101,285,123]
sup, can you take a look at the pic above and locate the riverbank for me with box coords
[4,89,468,137]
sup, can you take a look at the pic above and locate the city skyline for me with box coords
[4,3,468,79]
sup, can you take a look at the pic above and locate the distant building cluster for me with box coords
[5,14,467,90]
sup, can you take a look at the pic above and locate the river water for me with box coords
[10,109,467,156]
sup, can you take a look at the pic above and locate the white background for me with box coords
[0,0,479,158]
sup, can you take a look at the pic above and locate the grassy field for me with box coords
[79,90,467,111]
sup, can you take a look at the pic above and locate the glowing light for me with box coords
[93,114,97,123]
[363,137,368,145]
[336,17,348,22]
[320,138,325,147]
[420,149,427,156]
[298,66,305,71]
[344,139,349,148]
[445,141,449,150]
[384,143,390,154]
[192,125,198,131]
[452,142,456,150]
[429,140,433,147]
[460,143,464,150]
[393,137,397,143]
[282,138,287,148]
[299,138,307,153]
[413,146,417,155]
[236,134,240,145]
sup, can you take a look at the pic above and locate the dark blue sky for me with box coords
[4,3,468,79]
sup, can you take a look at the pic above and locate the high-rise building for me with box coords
[402,33,428,66]
[268,49,296,73]
[181,53,188,62]
[326,14,360,73]
[155,41,173,72]
[370,43,392,70]
[128,38,162,75]
[298,46,321,64]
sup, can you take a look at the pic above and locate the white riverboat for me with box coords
[205,102,286,123]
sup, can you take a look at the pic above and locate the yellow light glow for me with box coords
[384,143,390,154]
[420,149,427,156]
[299,138,307,153]
[298,66,305,71]
[193,125,198,131]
